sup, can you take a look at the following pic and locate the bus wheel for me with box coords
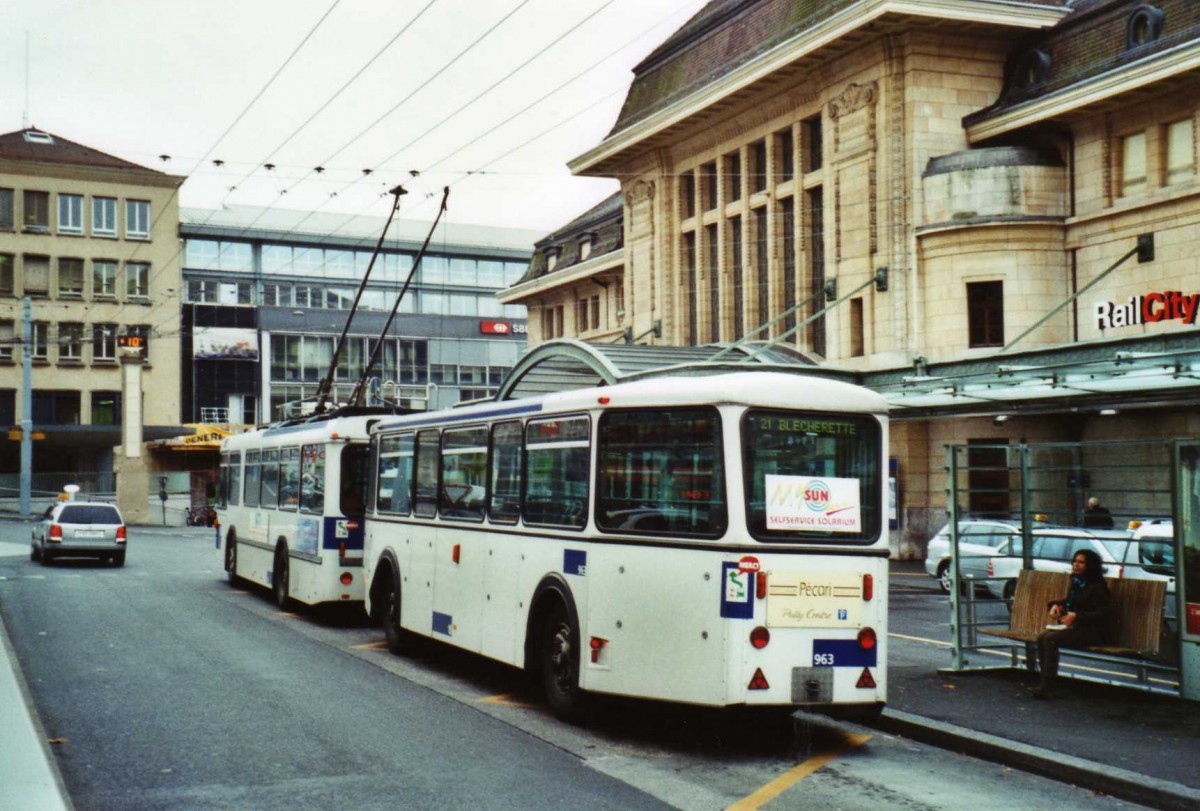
[273,546,292,610]
[383,574,410,655]
[540,601,586,721]
[224,535,239,584]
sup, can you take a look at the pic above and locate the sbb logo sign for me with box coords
[479,321,528,336]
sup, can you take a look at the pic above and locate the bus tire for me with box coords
[382,570,411,655]
[273,544,292,611]
[539,598,587,722]
[224,532,240,584]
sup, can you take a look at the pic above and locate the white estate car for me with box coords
[983,529,1126,606]
[31,501,127,566]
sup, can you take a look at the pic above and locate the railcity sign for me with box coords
[1095,290,1200,329]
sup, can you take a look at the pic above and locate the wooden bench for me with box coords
[981,569,1166,659]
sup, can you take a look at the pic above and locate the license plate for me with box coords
[76,530,105,538]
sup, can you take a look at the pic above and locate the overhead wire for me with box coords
[64,0,346,335]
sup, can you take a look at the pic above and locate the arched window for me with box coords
[1127,5,1164,49]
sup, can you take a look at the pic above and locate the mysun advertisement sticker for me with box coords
[765,474,861,532]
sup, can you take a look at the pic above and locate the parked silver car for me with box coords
[924,518,1030,594]
[31,501,127,566]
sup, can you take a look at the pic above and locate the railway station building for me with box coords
[503,0,1200,556]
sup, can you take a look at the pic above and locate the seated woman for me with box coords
[1028,548,1110,698]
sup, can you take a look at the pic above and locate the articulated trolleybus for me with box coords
[364,370,889,719]
[216,414,374,609]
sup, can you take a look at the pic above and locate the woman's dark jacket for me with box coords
[1049,578,1110,632]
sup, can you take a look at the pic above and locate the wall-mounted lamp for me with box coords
[824,278,838,301]
[875,267,888,292]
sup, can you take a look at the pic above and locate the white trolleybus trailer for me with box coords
[363,370,889,719]
[216,414,375,608]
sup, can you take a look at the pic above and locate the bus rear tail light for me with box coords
[749,626,770,649]
[747,668,770,690]
[338,542,346,559]
[116,526,127,543]
[862,573,874,601]
[756,572,767,599]
[857,627,877,651]
[856,668,877,689]
[340,572,353,586]
[49,524,62,541]
[452,544,461,564]
[589,636,608,663]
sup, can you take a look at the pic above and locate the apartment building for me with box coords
[0,128,185,484]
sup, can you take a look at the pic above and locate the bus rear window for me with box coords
[743,411,881,542]
[596,408,726,537]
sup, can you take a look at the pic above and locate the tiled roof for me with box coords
[0,128,164,174]
[610,0,1072,138]
[969,0,1200,124]
[517,192,624,285]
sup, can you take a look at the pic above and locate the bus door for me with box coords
[327,443,368,564]
[432,426,489,653]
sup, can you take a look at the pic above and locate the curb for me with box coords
[873,709,1200,811]
[0,611,74,811]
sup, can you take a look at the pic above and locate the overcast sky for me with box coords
[3,0,708,236]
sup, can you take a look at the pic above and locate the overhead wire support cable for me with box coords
[318,0,533,170]
[350,186,451,408]
[313,184,409,414]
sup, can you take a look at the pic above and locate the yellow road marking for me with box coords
[352,640,390,650]
[890,572,931,579]
[478,692,537,708]
[725,732,871,811]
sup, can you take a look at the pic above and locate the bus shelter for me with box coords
[942,439,1197,701]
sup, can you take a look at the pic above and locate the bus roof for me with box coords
[370,370,887,435]
[220,414,380,451]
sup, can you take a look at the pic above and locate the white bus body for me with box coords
[363,371,889,717]
[216,415,375,608]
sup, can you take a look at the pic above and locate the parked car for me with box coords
[924,518,1042,594]
[31,501,127,566]
[983,529,1126,606]
[1125,519,1177,626]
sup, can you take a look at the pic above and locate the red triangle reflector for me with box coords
[856,667,876,689]
[748,668,770,690]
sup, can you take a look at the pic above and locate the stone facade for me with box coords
[514,0,1200,555]
[0,128,184,488]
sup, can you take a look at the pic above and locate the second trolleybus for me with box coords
[362,369,889,719]
[216,414,376,609]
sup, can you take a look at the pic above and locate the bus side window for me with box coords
[261,448,280,509]
[523,416,589,529]
[413,430,440,519]
[376,433,414,515]
[488,421,522,524]
[440,426,487,521]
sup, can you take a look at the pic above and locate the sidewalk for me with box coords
[880,561,1200,811]
[0,610,72,811]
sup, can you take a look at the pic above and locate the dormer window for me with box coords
[23,130,54,145]
[546,249,559,272]
[579,236,592,261]
[1127,5,1164,50]
[1013,49,1051,90]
